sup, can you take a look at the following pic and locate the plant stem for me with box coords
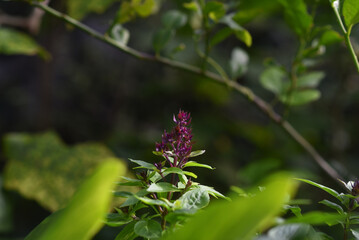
[33,2,343,184]
[331,1,359,73]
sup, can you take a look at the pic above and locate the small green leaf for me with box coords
[189,150,206,158]
[296,178,342,201]
[319,30,343,46]
[198,185,228,199]
[0,28,49,59]
[136,197,172,209]
[229,47,249,79]
[114,0,158,24]
[147,182,180,193]
[134,0,156,17]
[114,221,138,240]
[134,219,162,239]
[183,161,214,170]
[178,188,210,210]
[121,189,148,207]
[67,0,118,20]
[209,27,233,47]
[281,89,321,105]
[152,29,175,54]
[105,212,132,227]
[183,2,199,11]
[203,1,226,22]
[277,0,313,37]
[162,10,187,29]
[285,211,345,226]
[113,191,133,198]
[129,159,156,170]
[342,0,359,29]
[260,66,287,94]
[117,177,143,186]
[319,200,344,214]
[220,15,252,47]
[109,24,130,45]
[284,205,302,217]
[266,224,324,239]
[183,171,197,179]
[163,167,184,177]
[296,72,325,88]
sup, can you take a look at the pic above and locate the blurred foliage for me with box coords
[3,132,133,212]
[25,160,125,240]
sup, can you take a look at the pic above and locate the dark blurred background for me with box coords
[1,0,359,239]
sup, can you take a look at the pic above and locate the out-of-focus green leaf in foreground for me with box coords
[25,160,125,240]
[3,132,132,211]
[0,28,49,59]
[161,173,297,240]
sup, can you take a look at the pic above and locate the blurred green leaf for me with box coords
[109,24,130,45]
[319,200,344,214]
[238,158,281,185]
[260,66,287,94]
[162,10,187,29]
[229,47,249,79]
[342,0,359,29]
[281,89,321,106]
[153,28,175,54]
[209,27,233,47]
[277,0,313,37]
[162,173,296,240]
[233,0,279,24]
[183,1,199,12]
[25,160,125,240]
[261,223,328,240]
[3,132,130,212]
[67,0,117,20]
[0,28,49,59]
[115,221,138,240]
[114,0,158,24]
[351,229,359,239]
[189,150,206,157]
[134,219,162,239]
[318,30,343,46]
[296,72,325,88]
[129,159,156,170]
[203,1,226,22]
[285,211,345,226]
[220,15,252,47]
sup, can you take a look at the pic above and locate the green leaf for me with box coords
[209,27,233,47]
[198,185,228,199]
[265,224,326,240]
[152,28,175,54]
[319,200,344,214]
[203,1,226,22]
[3,132,131,212]
[25,160,125,240]
[114,0,158,24]
[136,196,172,209]
[284,205,302,217]
[0,28,49,59]
[351,229,359,239]
[220,15,252,47]
[229,47,249,79]
[183,161,214,170]
[260,66,287,94]
[134,219,162,239]
[114,221,138,240]
[162,173,297,240]
[117,177,143,186]
[189,150,206,158]
[319,30,343,46]
[285,211,345,226]
[129,159,156,170]
[121,189,148,207]
[67,0,117,20]
[147,182,180,193]
[296,72,325,88]
[113,191,134,198]
[296,179,342,201]
[281,89,321,105]
[277,0,313,37]
[177,188,210,210]
[105,212,133,227]
[109,24,130,46]
[162,10,187,29]
[342,0,359,29]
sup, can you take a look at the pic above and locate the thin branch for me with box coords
[33,2,342,183]
[330,1,359,73]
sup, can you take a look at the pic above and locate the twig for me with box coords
[32,2,342,183]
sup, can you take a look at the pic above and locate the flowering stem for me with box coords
[32,2,343,184]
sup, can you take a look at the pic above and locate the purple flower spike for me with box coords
[155,110,193,168]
